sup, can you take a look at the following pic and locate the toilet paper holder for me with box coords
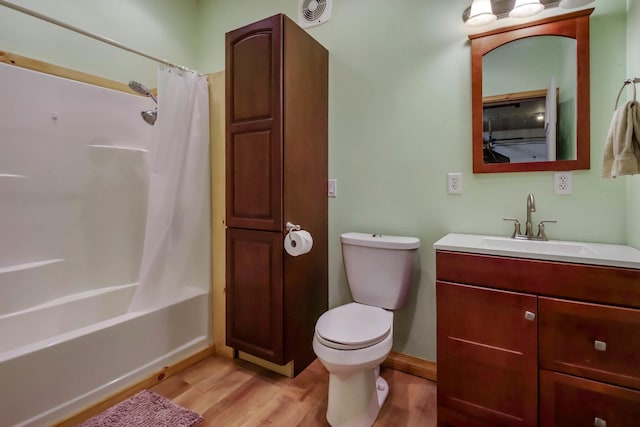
[286,221,301,232]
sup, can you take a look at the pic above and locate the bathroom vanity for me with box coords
[434,233,640,427]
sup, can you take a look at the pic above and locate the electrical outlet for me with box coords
[448,173,462,194]
[554,172,572,195]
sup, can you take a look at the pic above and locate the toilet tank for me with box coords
[341,232,420,310]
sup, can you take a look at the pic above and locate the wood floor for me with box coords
[150,355,437,426]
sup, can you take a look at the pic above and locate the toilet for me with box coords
[313,232,420,427]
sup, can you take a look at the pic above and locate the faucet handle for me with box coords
[537,220,557,241]
[503,218,522,238]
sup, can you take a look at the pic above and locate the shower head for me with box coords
[141,109,157,126]
[129,80,158,125]
[128,81,157,103]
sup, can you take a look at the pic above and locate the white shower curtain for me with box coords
[129,65,210,312]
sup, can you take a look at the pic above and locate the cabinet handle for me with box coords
[524,311,536,321]
[594,416,607,427]
[594,340,607,352]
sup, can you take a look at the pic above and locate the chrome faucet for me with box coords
[503,193,557,241]
[525,193,536,237]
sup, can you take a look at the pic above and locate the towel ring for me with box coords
[614,77,640,110]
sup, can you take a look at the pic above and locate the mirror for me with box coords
[483,36,575,164]
[470,9,592,173]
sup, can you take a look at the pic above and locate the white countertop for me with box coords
[433,233,640,270]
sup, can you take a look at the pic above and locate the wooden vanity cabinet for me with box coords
[225,14,328,375]
[436,250,640,427]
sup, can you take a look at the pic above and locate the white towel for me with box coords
[602,100,640,178]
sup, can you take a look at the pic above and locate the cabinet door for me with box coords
[226,15,283,231]
[540,370,640,427]
[437,282,538,427]
[226,228,283,363]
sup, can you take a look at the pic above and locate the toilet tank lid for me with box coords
[341,232,420,250]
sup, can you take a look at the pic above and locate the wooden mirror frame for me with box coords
[470,9,593,173]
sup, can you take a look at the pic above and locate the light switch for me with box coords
[328,179,337,198]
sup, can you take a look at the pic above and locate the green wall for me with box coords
[0,0,199,85]
[0,0,631,362]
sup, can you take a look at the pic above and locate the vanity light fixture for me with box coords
[463,0,594,27]
[466,0,497,27]
[509,0,544,18]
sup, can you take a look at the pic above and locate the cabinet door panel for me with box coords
[226,229,283,363]
[540,297,640,390]
[540,370,640,427]
[227,128,281,230]
[437,281,537,427]
[230,32,274,121]
[226,14,281,123]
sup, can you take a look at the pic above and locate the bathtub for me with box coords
[0,60,211,427]
[0,284,210,427]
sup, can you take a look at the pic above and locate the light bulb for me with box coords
[559,0,595,8]
[466,0,497,27]
[509,0,544,19]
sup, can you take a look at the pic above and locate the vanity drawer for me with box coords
[435,251,640,307]
[540,370,640,427]
[539,297,640,390]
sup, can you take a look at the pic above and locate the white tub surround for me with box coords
[0,59,211,427]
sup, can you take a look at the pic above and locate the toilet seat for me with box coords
[315,303,392,350]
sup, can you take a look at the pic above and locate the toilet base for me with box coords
[326,365,389,427]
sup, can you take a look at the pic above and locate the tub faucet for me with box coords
[503,193,557,241]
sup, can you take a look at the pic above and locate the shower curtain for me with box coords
[129,65,210,311]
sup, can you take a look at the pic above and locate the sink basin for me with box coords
[480,236,597,257]
[433,233,640,269]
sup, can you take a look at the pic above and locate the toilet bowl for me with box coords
[313,303,394,427]
[313,232,420,427]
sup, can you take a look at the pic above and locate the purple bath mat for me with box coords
[76,390,203,427]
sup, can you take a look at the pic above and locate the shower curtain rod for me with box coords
[0,0,202,75]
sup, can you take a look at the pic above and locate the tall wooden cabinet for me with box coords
[436,249,640,427]
[225,14,328,376]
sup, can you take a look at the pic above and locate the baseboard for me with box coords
[52,345,216,427]
[383,351,437,382]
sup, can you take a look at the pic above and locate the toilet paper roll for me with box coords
[284,230,314,256]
